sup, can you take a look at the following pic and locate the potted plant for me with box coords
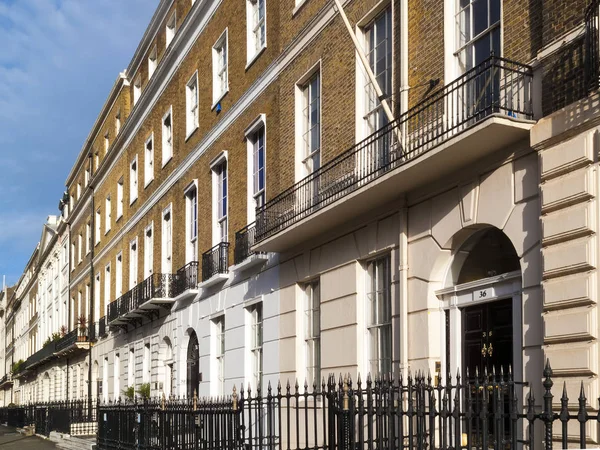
[59,325,67,337]
[77,315,88,342]
[122,385,135,402]
[137,383,151,400]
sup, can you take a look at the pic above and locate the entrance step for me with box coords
[48,432,96,450]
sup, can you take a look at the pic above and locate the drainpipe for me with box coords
[399,0,409,116]
[88,152,94,402]
[399,205,408,377]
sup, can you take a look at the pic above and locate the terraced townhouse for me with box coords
[4,0,600,439]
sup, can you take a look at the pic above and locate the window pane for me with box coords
[472,0,488,36]
[490,0,500,25]
[474,32,491,66]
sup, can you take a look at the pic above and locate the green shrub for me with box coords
[11,359,25,373]
[122,385,135,401]
[137,383,151,400]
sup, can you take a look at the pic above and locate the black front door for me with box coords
[463,298,513,378]
[187,332,200,398]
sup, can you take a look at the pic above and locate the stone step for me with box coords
[49,432,96,450]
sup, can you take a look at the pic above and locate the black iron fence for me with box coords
[202,242,229,281]
[173,261,199,297]
[108,273,175,324]
[255,55,533,243]
[97,361,598,450]
[0,400,96,436]
[234,223,262,265]
[586,0,600,92]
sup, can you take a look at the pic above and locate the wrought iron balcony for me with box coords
[54,327,91,356]
[255,56,533,250]
[0,374,11,388]
[200,242,230,287]
[107,273,175,328]
[172,261,199,299]
[233,223,268,270]
[586,0,600,92]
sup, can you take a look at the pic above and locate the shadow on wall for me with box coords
[542,35,587,116]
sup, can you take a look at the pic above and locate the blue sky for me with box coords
[0,0,159,286]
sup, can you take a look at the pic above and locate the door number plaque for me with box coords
[473,287,494,301]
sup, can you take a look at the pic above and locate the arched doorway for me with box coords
[186,331,199,398]
[437,227,522,381]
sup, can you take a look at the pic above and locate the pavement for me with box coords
[0,426,57,449]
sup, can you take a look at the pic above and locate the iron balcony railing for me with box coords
[107,273,175,324]
[234,222,264,265]
[24,339,58,371]
[172,261,199,297]
[55,327,90,353]
[586,0,600,92]
[202,242,230,281]
[256,55,533,243]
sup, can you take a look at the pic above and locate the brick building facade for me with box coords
[2,0,600,442]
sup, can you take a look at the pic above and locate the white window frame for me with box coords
[104,263,111,317]
[78,234,82,264]
[303,281,320,389]
[129,237,138,289]
[245,302,263,392]
[148,44,158,79]
[186,72,199,138]
[115,109,121,136]
[95,209,101,245]
[95,271,101,324]
[144,223,154,279]
[144,133,154,187]
[105,195,111,234]
[117,178,124,220]
[212,315,225,396]
[77,183,81,201]
[212,29,229,107]
[143,343,151,384]
[210,152,228,245]
[246,0,266,66]
[70,243,75,272]
[455,0,502,73]
[104,132,110,155]
[365,254,393,376]
[86,222,91,255]
[356,5,393,140]
[245,115,266,224]
[294,63,322,182]
[115,252,123,298]
[161,205,173,274]
[133,75,142,106]
[85,168,90,187]
[114,353,120,400]
[130,156,138,205]
[166,10,177,47]
[184,181,199,264]
[162,106,173,167]
[128,347,135,387]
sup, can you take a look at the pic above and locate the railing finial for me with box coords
[232,385,238,411]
